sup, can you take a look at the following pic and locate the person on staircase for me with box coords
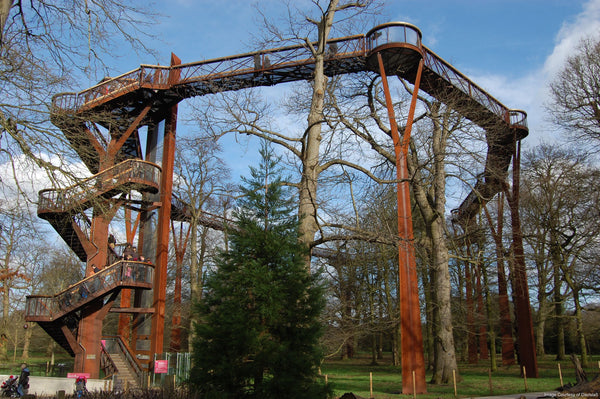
[107,234,118,265]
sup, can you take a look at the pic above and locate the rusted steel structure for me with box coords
[24,22,533,391]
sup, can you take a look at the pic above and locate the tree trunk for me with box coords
[420,249,434,369]
[298,1,338,267]
[1,247,13,360]
[482,260,497,371]
[465,259,477,363]
[430,217,458,384]
[392,324,400,366]
[554,264,566,360]
[573,290,588,368]
[555,312,566,361]
[484,197,515,365]
[188,221,208,352]
[21,325,32,360]
[570,353,587,385]
[476,262,489,360]
[535,300,547,357]
[409,103,458,384]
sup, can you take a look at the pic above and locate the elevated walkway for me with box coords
[171,196,351,260]
[50,22,527,224]
[36,21,529,381]
[37,159,161,260]
[25,261,154,356]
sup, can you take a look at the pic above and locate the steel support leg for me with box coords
[507,138,539,377]
[377,52,427,394]
[150,53,181,367]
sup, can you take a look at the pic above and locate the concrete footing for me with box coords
[0,375,110,397]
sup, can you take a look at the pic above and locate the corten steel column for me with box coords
[464,245,477,364]
[170,220,190,352]
[150,53,181,365]
[483,196,516,365]
[507,137,539,377]
[131,123,161,360]
[476,259,489,360]
[77,213,110,378]
[377,52,427,394]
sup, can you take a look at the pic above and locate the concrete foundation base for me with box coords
[1,375,111,397]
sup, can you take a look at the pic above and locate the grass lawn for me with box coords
[321,353,600,399]
[0,353,73,377]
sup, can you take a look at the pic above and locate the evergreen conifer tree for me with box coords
[190,142,331,399]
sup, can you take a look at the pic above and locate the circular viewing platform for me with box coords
[365,22,423,76]
[508,109,529,140]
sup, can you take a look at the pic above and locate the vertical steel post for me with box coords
[170,220,190,352]
[150,53,181,365]
[465,244,477,363]
[377,52,427,394]
[508,137,539,377]
[77,208,111,378]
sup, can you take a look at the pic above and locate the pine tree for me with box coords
[190,142,332,399]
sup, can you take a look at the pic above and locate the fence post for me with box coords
[558,363,563,387]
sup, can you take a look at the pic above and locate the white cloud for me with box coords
[466,0,600,146]
[0,154,90,205]
[543,0,600,80]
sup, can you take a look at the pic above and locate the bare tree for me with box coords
[520,144,600,366]
[548,36,600,148]
[197,1,377,267]
[407,100,468,383]
[172,134,231,351]
[0,203,34,359]
[0,1,158,196]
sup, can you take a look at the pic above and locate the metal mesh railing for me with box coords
[509,109,528,129]
[173,35,365,85]
[50,35,366,113]
[38,159,161,214]
[49,26,525,135]
[422,46,510,124]
[25,261,154,320]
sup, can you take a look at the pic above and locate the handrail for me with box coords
[102,335,143,384]
[100,345,118,378]
[421,45,510,126]
[25,260,154,320]
[50,35,366,113]
[38,159,161,214]
[49,26,522,137]
[173,34,366,85]
[171,195,233,229]
[366,22,422,51]
[509,109,528,129]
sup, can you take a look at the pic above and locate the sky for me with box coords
[4,0,600,209]
[113,0,598,151]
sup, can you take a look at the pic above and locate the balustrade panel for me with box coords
[26,261,154,320]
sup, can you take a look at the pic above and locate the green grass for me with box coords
[321,353,600,398]
[0,352,73,377]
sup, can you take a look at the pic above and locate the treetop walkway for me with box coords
[37,159,161,261]
[28,21,532,385]
[50,23,527,227]
[25,260,154,355]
